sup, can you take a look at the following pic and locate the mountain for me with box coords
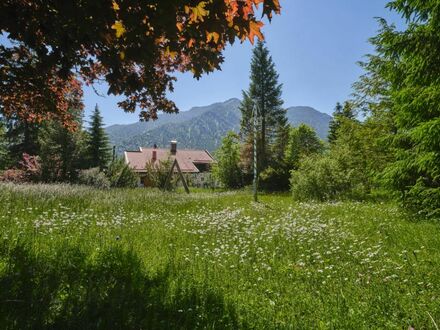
[286,106,332,140]
[106,99,332,154]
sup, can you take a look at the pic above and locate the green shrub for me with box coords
[290,145,370,201]
[259,165,290,191]
[290,154,351,201]
[107,158,138,188]
[78,168,110,189]
[143,158,174,189]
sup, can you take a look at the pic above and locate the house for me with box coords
[124,141,215,187]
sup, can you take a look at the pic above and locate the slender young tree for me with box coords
[87,104,111,169]
[0,119,9,170]
[239,41,287,176]
[328,102,343,144]
[213,132,243,189]
[328,101,356,144]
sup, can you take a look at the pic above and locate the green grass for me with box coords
[0,183,439,329]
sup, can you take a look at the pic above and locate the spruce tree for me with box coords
[355,1,440,216]
[239,41,287,178]
[87,104,111,169]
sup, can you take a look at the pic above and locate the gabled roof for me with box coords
[124,147,214,173]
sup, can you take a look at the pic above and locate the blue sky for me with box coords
[2,1,404,126]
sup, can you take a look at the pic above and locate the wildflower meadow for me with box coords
[0,183,439,329]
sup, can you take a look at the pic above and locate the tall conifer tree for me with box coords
[87,104,111,169]
[239,41,287,176]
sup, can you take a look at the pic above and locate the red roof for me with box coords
[124,147,215,173]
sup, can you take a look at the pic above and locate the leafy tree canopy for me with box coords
[0,0,281,126]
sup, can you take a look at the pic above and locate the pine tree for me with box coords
[239,41,287,178]
[87,104,111,169]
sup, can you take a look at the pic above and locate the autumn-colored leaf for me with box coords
[189,2,209,23]
[248,20,264,44]
[206,31,220,43]
[111,20,126,38]
[112,1,120,11]
[164,46,177,58]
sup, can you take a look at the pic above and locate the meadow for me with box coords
[0,183,439,329]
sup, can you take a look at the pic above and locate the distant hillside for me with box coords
[106,99,332,154]
[286,106,332,140]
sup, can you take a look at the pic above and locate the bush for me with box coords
[19,153,42,182]
[0,153,42,183]
[78,168,110,189]
[290,145,370,201]
[290,155,352,201]
[259,165,290,191]
[143,158,174,189]
[107,158,138,188]
[0,169,26,183]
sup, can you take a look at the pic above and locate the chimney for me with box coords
[152,150,157,161]
[170,140,177,155]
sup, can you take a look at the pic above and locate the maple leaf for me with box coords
[111,20,126,38]
[248,20,264,44]
[206,31,220,43]
[189,2,209,23]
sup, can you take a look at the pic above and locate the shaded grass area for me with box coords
[0,242,241,329]
[0,183,440,329]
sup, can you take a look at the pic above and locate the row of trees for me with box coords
[0,105,137,188]
[215,0,440,219]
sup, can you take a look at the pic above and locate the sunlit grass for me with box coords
[1,183,439,329]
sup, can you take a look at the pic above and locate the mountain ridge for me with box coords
[106,99,332,154]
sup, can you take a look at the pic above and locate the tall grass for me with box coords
[1,183,439,329]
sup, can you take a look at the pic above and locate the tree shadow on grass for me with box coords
[0,242,244,329]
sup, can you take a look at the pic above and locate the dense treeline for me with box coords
[214,2,440,218]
